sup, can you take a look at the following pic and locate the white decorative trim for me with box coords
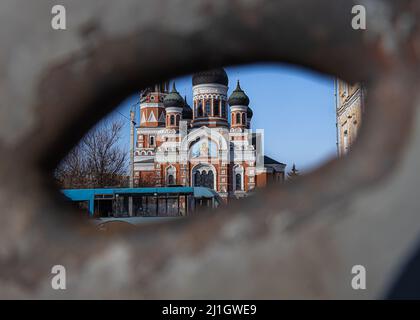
[158,128,177,135]
[193,83,228,97]
[140,112,146,124]
[147,111,157,122]
[137,127,163,134]
[230,105,248,112]
[140,103,165,109]
[165,107,183,113]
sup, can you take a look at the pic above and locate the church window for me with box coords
[213,99,220,116]
[235,173,242,191]
[193,168,215,190]
[208,171,214,189]
[167,166,176,186]
[221,101,226,118]
[149,136,155,146]
[236,113,241,125]
[194,171,201,186]
[205,100,211,116]
[170,115,175,125]
[168,175,175,185]
[242,113,246,125]
[197,100,203,117]
[176,114,180,126]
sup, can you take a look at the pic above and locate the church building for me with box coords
[133,68,285,202]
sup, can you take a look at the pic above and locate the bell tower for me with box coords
[228,80,251,130]
[139,82,169,128]
[163,83,184,130]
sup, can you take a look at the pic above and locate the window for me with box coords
[236,113,241,125]
[213,99,220,116]
[170,115,175,125]
[167,166,176,186]
[205,100,211,116]
[221,101,226,118]
[176,114,180,126]
[149,136,155,146]
[235,173,242,191]
[242,113,246,125]
[194,171,201,186]
[193,169,215,190]
[197,100,203,117]
[168,175,175,185]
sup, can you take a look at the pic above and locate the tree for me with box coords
[56,120,128,188]
[287,163,300,181]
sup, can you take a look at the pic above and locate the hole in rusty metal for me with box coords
[53,63,361,231]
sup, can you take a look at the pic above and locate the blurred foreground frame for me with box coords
[1,0,420,299]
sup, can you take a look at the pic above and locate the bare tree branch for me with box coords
[55,120,128,188]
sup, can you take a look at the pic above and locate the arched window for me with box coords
[170,115,175,125]
[197,100,203,117]
[201,170,208,185]
[236,113,241,125]
[242,113,246,125]
[149,136,155,146]
[235,173,242,191]
[234,165,244,191]
[221,101,226,118]
[168,175,175,185]
[208,171,214,189]
[213,99,220,116]
[193,167,215,190]
[194,171,201,186]
[205,100,211,116]
[167,166,176,186]
[176,114,180,126]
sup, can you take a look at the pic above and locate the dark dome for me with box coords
[163,83,184,108]
[228,80,250,106]
[192,68,228,86]
[182,96,193,119]
[247,106,253,118]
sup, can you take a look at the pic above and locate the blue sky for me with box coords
[109,63,337,173]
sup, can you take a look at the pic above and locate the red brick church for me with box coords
[133,68,285,201]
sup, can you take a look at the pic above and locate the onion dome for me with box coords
[247,106,253,119]
[192,68,228,86]
[182,95,193,119]
[228,80,250,106]
[163,82,184,108]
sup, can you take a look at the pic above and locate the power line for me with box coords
[117,110,130,122]
[117,100,140,125]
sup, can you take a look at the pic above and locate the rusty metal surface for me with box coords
[1,0,420,299]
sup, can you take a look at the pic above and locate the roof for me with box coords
[192,68,228,86]
[264,155,286,166]
[62,187,196,201]
[163,82,184,108]
[228,80,250,106]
